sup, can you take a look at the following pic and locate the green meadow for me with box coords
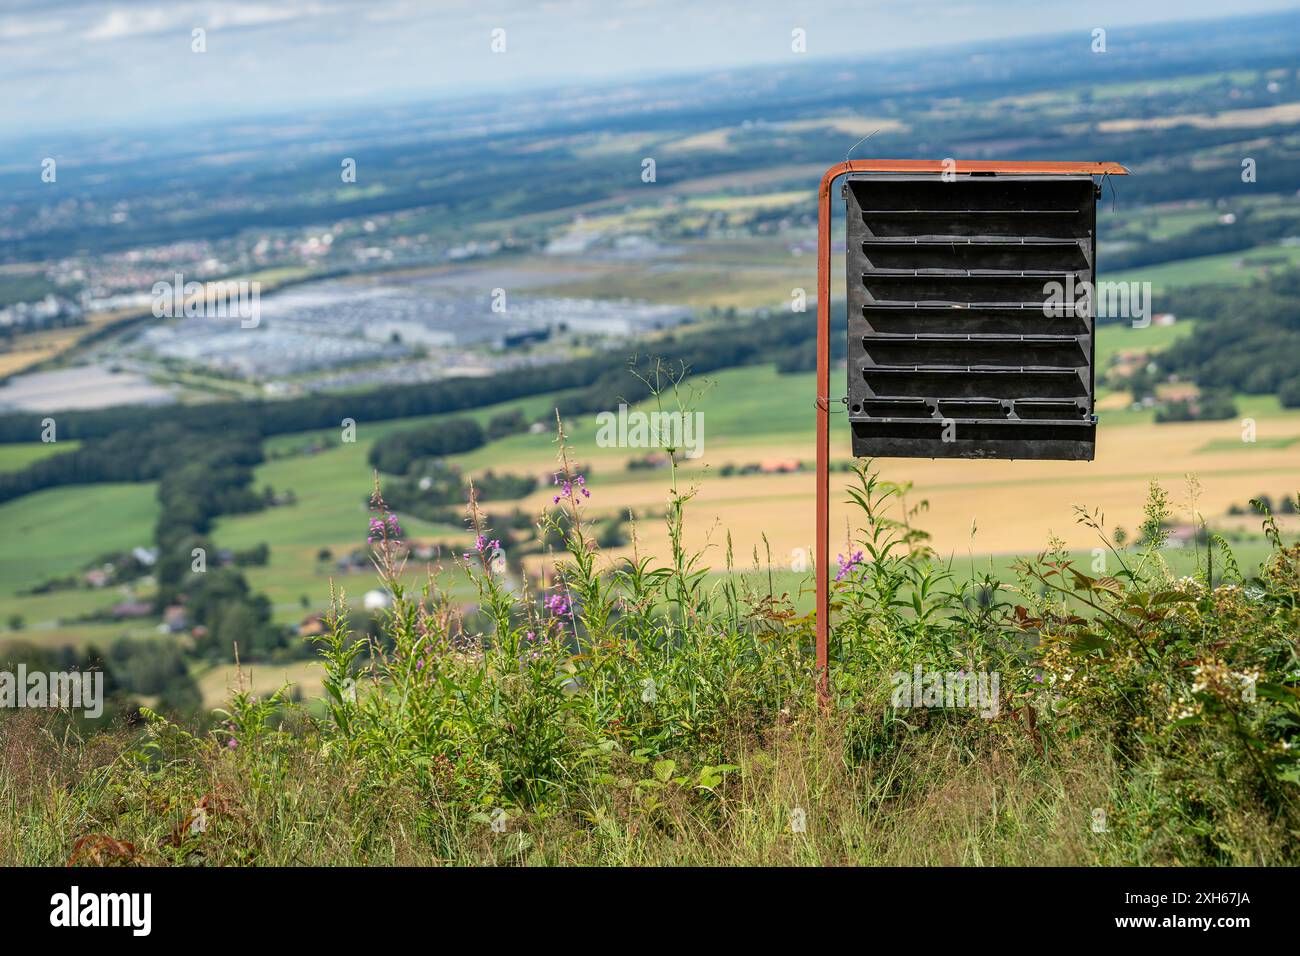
[0,316,1294,639]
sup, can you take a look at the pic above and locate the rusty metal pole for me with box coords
[812,159,1126,708]
[814,163,845,707]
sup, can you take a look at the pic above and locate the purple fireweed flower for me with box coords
[545,593,572,618]
[834,549,865,583]
[463,535,501,563]
[368,511,403,543]
[552,473,591,504]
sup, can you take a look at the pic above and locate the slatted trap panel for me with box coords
[845,173,1098,460]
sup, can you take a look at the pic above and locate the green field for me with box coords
[1,179,1297,641]
[0,482,158,595]
[0,481,159,644]
[1106,242,1300,291]
[2,329,1295,635]
[1094,318,1195,368]
[0,440,79,473]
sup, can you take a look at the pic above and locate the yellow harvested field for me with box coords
[197,660,324,709]
[515,418,1300,567]
[0,345,60,378]
[0,308,147,378]
[1095,391,1132,410]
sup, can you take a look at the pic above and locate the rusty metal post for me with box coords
[814,164,844,706]
[813,159,1126,707]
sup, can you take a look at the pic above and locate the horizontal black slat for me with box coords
[861,335,1086,369]
[862,239,1089,272]
[861,305,1089,336]
[849,177,1094,212]
[861,272,1084,304]
[1015,400,1088,420]
[936,400,1009,419]
[853,398,934,418]
[861,367,1086,400]
[849,420,1096,461]
[860,212,1089,240]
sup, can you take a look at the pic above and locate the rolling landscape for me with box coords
[0,0,1298,883]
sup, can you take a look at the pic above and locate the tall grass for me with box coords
[2,417,1297,866]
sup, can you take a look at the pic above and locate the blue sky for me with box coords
[3,0,1298,135]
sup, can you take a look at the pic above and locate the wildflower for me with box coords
[367,511,402,543]
[834,549,865,583]
[552,473,591,504]
[545,593,571,618]
[227,738,237,749]
[463,535,501,563]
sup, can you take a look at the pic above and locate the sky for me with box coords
[2,0,1298,135]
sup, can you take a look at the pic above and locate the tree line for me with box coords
[1155,269,1300,407]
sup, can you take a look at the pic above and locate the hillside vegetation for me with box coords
[4,429,1298,866]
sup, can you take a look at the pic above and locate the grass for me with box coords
[1198,434,1300,453]
[0,440,79,473]
[0,482,158,596]
[0,480,161,645]
[726,539,1283,614]
[233,543,480,627]
[1105,242,1300,291]
[1102,191,1295,242]
[3,462,1296,867]
[1094,318,1195,368]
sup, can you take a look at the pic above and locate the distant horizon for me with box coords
[3,0,1299,140]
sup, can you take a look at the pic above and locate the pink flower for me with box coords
[552,474,591,504]
[463,535,501,563]
[368,511,403,543]
[835,549,865,583]
[545,593,571,618]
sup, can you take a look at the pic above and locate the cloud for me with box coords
[2,0,1297,135]
[81,2,320,42]
[84,6,179,40]
[0,16,67,41]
